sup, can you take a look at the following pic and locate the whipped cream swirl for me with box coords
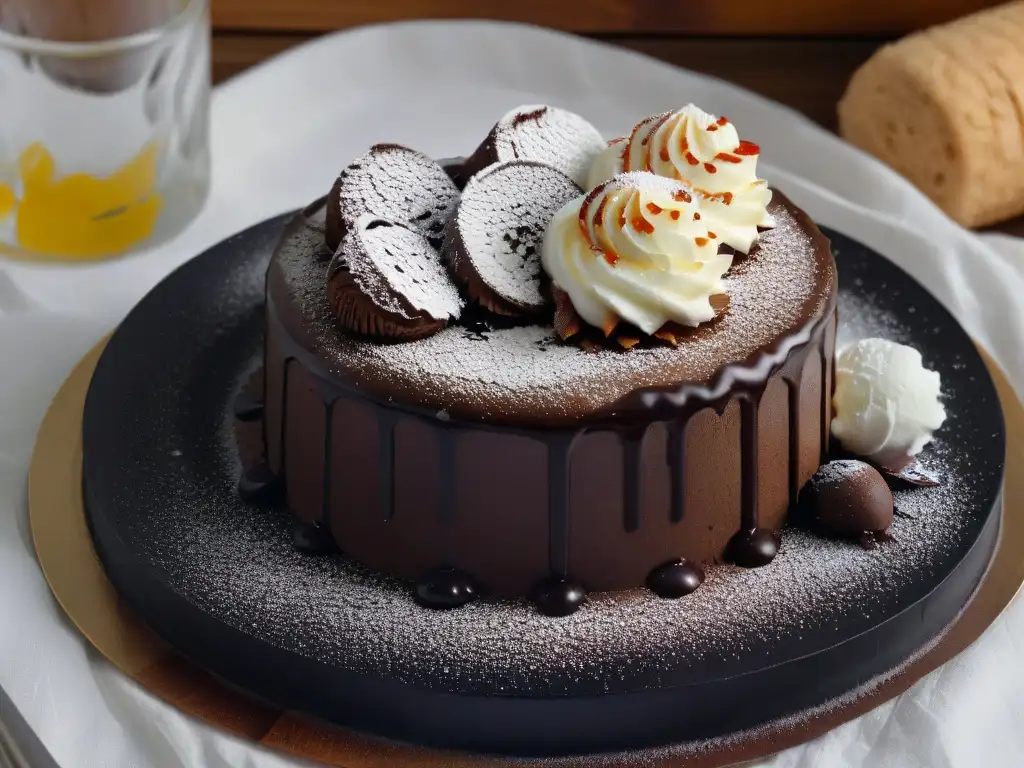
[587,104,774,252]
[541,172,733,335]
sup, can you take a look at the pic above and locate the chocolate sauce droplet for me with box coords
[532,578,587,617]
[415,567,478,610]
[292,520,336,554]
[726,528,780,568]
[646,560,705,598]
[238,463,281,505]
[233,392,264,422]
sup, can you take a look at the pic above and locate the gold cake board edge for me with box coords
[27,337,1024,768]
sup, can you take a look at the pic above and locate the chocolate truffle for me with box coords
[803,460,894,536]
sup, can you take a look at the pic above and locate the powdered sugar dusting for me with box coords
[277,197,832,422]
[451,161,579,310]
[330,216,462,321]
[837,279,913,349]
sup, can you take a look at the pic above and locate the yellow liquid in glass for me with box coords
[0,142,163,260]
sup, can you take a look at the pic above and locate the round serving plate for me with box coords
[30,211,1019,767]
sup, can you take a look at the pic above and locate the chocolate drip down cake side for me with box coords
[80,101,1005,754]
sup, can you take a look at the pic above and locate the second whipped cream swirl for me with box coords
[542,173,733,335]
[588,104,775,236]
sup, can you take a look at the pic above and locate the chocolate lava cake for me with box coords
[238,104,839,615]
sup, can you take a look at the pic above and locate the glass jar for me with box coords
[0,0,210,262]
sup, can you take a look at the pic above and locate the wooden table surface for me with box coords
[209,9,1024,237]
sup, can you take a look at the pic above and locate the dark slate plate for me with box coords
[82,214,1004,756]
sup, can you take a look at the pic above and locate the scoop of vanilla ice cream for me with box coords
[831,338,946,469]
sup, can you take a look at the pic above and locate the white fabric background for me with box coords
[1,20,1023,767]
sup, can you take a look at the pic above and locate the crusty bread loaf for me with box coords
[838,1,1024,228]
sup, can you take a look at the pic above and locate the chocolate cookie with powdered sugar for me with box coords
[461,105,605,188]
[327,215,463,342]
[325,144,460,251]
[443,160,581,318]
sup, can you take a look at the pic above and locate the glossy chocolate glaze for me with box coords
[256,193,837,606]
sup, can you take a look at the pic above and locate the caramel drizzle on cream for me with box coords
[579,183,621,265]
[620,111,759,205]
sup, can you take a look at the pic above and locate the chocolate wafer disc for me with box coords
[327,215,463,342]
[444,160,581,319]
[325,144,460,251]
[461,105,605,188]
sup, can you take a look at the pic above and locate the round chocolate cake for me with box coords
[252,104,837,611]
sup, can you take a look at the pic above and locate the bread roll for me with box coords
[838,1,1024,228]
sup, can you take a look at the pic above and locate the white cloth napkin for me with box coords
[1,20,1023,768]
